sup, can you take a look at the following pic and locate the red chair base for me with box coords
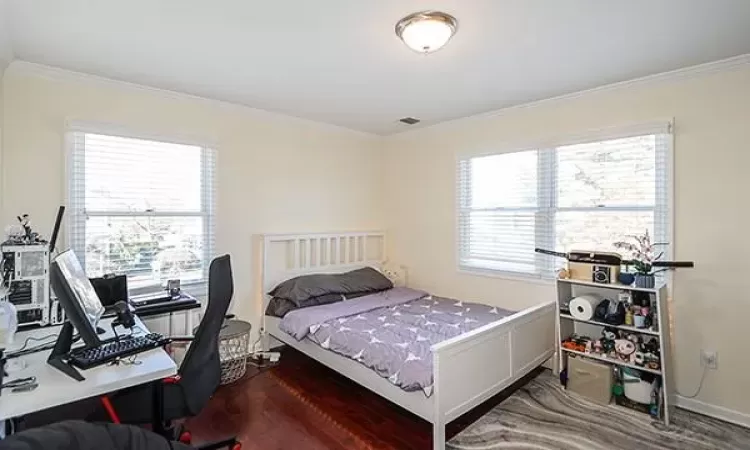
[100,396,121,424]
[179,431,192,443]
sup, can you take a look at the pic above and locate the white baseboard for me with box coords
[676,396,750,429]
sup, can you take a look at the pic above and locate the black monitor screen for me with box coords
[51,250,105,346]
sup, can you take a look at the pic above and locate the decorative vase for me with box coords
[634,274,655,288]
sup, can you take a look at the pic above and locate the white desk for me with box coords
[0,317,177,422]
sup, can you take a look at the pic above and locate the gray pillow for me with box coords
[265,294,342,318]
[267,267,393,306]
[265,291,374,318]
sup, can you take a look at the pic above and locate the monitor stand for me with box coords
[47,322,85,382]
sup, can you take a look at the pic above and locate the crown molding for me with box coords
[6,54,749,140]
[5,60,379,140]
[391,53,750,138]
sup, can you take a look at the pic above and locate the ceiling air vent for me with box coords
[399,117,421,125]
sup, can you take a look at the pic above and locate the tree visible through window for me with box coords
[457,128,670,278]
[68,131,215,295]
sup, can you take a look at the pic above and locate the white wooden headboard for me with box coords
[261,231,386,313]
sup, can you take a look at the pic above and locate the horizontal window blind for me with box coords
[457,126,671,278]
[69,131,216,296]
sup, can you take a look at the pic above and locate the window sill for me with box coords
[130,281,207,300]
[456,267,556,287]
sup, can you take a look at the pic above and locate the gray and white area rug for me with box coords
[447,371,750,450]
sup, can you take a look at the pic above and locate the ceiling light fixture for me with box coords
[395,11,458,54]
[399,117,421,125]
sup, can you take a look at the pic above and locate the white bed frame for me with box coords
[262,232,556,450]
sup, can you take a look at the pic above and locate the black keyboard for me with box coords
[68,333,171,369]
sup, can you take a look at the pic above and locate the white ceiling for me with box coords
[0,1,12,66]
[3,0,750,135]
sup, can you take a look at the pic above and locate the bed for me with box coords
[262,232,556,450]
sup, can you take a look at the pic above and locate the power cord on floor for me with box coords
[247,358,277,369]
[241,353,279,382]
[242,366,274,382]
[677,365,708,399]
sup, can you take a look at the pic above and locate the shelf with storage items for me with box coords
[556,277,665,294]
[555,279,674,425]
[559,314,660,336]
[560,348,662,375]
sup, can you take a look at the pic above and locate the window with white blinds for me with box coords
[68,130,216,296]
[457,124,671,279]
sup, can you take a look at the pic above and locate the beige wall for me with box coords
[0,64,384,332]
[382,64,750,416]
[0,62,7,205]
[3,58,750,419]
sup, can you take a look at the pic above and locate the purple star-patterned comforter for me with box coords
[279,287,515,396]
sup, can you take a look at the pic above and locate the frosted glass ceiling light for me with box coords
[395,11,458,54]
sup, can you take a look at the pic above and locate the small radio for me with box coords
[535,248,622,284]
[591,265,613,283]
[568,251,622,284]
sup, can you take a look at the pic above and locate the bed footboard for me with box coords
[430,301,556,449]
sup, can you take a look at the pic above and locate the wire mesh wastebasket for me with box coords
[218,320,252,385]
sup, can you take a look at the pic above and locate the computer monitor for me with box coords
[50,249,105,347]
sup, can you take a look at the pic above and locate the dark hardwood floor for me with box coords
[187,348,543,450]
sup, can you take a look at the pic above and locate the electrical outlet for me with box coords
[701,350,718,369]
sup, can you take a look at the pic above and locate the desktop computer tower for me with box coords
[1,244,50,327]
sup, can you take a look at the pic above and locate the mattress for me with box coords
[277,287,515,395]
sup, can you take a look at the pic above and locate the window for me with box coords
[457,124,671,279]
[68,130,216,296]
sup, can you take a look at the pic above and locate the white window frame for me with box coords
[457,122,674,281]
[65,123,216,296]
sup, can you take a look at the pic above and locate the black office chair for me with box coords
[95,255,238,447]
[0,420,235,450]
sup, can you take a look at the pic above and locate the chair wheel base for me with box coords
[179,431,192,444]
